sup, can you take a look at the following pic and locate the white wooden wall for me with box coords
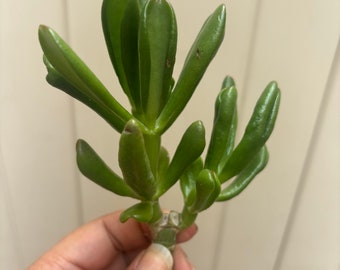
[1,0,339,269]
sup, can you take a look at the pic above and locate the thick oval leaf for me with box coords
[218,82,280,182]
[187,169,221,214]
[157,121,206,196]
[101,0,131,100]
[120,201,162,223]
[139,0,177,124]
[217,146,269,201]
[76,139,140,199]
[120,0,147,115]
[118,119,156,199]
[205,86,237,172]
[221,75,235,89]
[39,25,132,132]
[155,4,226,133]
[180,158,203,207]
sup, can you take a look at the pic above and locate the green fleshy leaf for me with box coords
[155,4,226,133]
[186,169,220,214]
[119,119,157,200]
[139,0,177,124]
[217,146,269,201]
[76,139,140,199]
[205,86,237,172]
[120,201,161,223]
[39,25,132,132]
[157,121,205,196]
[219,82,280,182]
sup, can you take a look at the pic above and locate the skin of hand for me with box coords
[27,211,197,270]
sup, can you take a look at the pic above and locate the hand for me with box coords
[27,211,197,270]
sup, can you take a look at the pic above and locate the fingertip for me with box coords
[133,243,173,270]
[177,224,198,243]
[173,245,196,270]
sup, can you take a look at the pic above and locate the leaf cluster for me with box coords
[38,0,281,230]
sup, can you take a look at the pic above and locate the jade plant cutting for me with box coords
[38,0,280,251]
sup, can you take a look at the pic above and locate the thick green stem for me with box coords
[143,133,161,179]
[179,206,197,230]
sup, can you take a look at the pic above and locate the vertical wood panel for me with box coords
[0,1,21,268]
[216,0,339,269]
[0,151,23,270]
[1,1,81,267]
[274,38,340,270]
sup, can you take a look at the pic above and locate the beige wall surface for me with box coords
[1,0,339,269]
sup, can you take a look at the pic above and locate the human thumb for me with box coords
[129,243,173,270]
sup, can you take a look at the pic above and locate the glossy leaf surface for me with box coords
[39,25,132,132]
[218,82,280,182]
[217,146,269,201]
[120,201,162,223]
[139,0,177,124]
[119,119,156,199]
[205,86,237,172]
[187,169,221,214]
[157,121,205,196]
[155,4,226,133]
[76,139,140,198]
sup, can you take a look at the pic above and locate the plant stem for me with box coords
[143,133,161,178]
[150,211,181,251]
[179,206,197,230]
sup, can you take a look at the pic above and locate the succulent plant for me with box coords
[38,0,281,251]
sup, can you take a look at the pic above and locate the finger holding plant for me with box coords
[38,0,281,254]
